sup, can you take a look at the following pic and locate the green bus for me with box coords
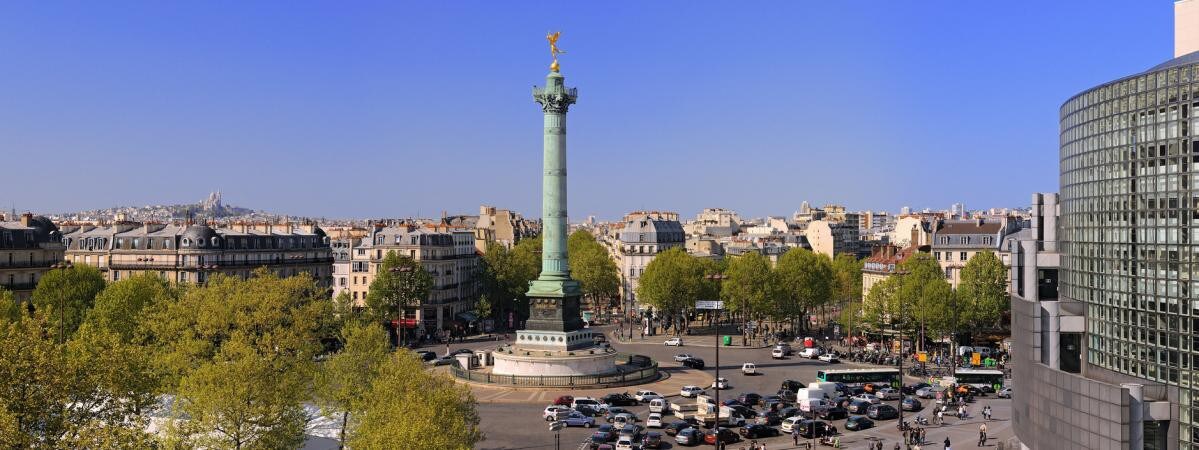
[953,368,1005,392]
[816,368,901,388]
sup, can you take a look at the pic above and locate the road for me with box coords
[457,325,1014,450]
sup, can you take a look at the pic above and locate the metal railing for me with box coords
[450,353,658,388]
[0,260,55,269]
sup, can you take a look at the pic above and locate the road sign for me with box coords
[696,300,724,310]
[549,421,565,431]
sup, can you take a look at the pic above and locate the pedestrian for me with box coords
[979,423,988,446]
[936,410,943,425]
[792,428,799,446]
[944,437,952,450]
[903,429,910,444]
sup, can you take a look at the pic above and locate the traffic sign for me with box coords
[696,300,724,310]
[549,421,565,431]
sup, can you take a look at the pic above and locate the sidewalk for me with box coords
[608,330,773,349]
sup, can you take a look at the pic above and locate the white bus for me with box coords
[953,368,1005,392]
[815,368,900,389]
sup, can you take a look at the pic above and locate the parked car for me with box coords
[641,431,664,449]
[817,353,840,363]
[664,421,691,436]
[648,398,668,414]
[634,390,661,402]
[703,428,740,445]
[594,424,617,441]
[576,404,605,417]
[818,406,848,420]
[554,395,575,407]
[799,347,823,359]
[675,427,703,446]
[756,410,783,426]
[588,431,614,448]
[664,337,683,346]
[845,415,874,431]
[797,420,837,439]
[900,396,923,411]
[415,350,437,361]
[739,424,779,439]
[741,363,757,375]
[852,394,880,405]
[682,357,706,369]
[737,393,762,406]
[674,353,695,362]
[776,389,798,402]
[846,400,873,414]
[779,417,804,434]
[902,382,932,396]
[711,377,729,390]
[780,379,804,393]
[614,436,635,450]
[544,405,572,421]
[605,408,634,423]
[573,397,602,410]
[563,412,597,428]
[680,385,705,398]
[771,348,787,359]
[618,423,642,440]
[875,388,901,400]
[998,387,1013,399]
[866,404,899,420]
[612,413,638,428]
[601,392,639,407]
[915,387,937,399]
[774,342,793,355]
[646,413,663,428]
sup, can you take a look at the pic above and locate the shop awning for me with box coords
[456,311,478,322]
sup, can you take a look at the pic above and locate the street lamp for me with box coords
[49,261,73,344]
[389,265,414,348]
[703,273,727,450]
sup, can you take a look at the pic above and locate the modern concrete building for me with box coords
[616,213,685,313]
[0,214,66,301]
[804,219,861,259]
[61,221,332,286]
[1011,6,1199,447]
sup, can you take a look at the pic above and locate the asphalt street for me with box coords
[451,325,1014,450]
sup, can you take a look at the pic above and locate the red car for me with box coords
[554,395,574,407]
[703,428,740,445]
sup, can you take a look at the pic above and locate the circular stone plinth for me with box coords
[491,346,619,376]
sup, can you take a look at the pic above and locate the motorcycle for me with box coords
[914,415,929,426]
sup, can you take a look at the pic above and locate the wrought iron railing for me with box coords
[449,353,658,387]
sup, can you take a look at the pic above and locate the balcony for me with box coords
[0,282,37,291]
[0,260,56,269]
[108,257,335,271]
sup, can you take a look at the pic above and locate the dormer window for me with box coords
[212,237,221,247]
[182,238,191,248]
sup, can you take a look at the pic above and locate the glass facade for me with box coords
[1060,58,1199,447]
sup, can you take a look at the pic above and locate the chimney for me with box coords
[20,213,32,227]
[1177,0,1199,57]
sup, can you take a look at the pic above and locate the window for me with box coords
[960,236,968,244]
[945,267,952,278]
[116,239,124,249]
[982,236,993,245]
[939,236,949,245]
[934,252,941,261]
[630,268,635,276]
[113,271,120,281]
[960,252,968,261]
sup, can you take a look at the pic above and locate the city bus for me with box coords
[953,368,1005,392]
[815,368,901,389]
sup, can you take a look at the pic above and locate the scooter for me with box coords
[914,415,929,426]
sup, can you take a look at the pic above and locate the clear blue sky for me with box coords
[0,1,1175,220]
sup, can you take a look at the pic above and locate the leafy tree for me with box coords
[0,288,20,324]
[893,252,953,351]
[567,230,620,310]
[958,251,1008,330]
[862,275,898,332]
[364,252,432,346]
[86,272,173,343]
[720,252,778,335]
[636,248,704,335]
[348,352,482,449]
[474,294,493,321]
[168,336,310,450]
[774,248,834,332]
[31,264,106,341]
[315,322,390,449]
[831,253,863,303]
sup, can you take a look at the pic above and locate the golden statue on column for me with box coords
[547,31,564,72]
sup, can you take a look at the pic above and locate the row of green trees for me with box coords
[0,266,481,449]
[635,247,863,335]
[842,250,1009,350]
[478,230,619,326]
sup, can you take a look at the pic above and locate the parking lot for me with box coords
[467,325,1013,450]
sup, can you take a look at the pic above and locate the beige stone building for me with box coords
[0,214,66,301]
[473,205,536,252]
[861,244,925,298]
[61,221,333,286]
[804,219,861,259]
[347,223,480,335]
[928,217,1020,288]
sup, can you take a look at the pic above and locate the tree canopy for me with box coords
[567,230,619,307]
[364,252,433,326]
[958,251,1008,330]
[774,248,834,330]
[31,264,106,341]
[347,352,482,450]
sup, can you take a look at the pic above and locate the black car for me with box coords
[829,395,850,409]
[576,405,605,417]
[900,396,923,411]
[451,348,474,355]
[720,399,744,408]
[664,421,692,436]
[901,382,931,396]
[642,431,664,449]
[866,404,899,420]
[682,357,706,369]
[818,406,848,420]
[775,389,798,402]
[600,393,639,407]
[739,424,780,439]
[415,350,437,361]
[778,407,801,419]
[846,400,872,414]
[780,379,804,392]
[797,420,836,439]
[757,410,783,426]
[588,431,613,448]
[728,405,756,419]
[845,415,874,431]
[737,393,762,406]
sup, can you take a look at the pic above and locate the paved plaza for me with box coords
[453,325,1014,450]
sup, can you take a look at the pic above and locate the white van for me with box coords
[974,346,994,357]
[799,347,823,359]
[648,398,668,414]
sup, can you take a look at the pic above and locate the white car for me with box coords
[998,387,1013,399]
[711,377,729,390]
[680,385,706,398]
[646,413,663,428]
[852,393,881,404]
[799,347,823,359]
[875,388,901,400]
[615,437,635,450]
[673,353,694,362]
[634,390,661,402]
[771,348,787,359]
[741,363,757,375]
[780,416,805,433]
[571,397,600,410]
[817,353,839,363]
[543,405,571,421]
[915,387,937,398]
[664,337,683,346]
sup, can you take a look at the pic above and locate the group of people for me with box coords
[901,427,927,446]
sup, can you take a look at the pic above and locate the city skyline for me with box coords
[1,1,1172,219]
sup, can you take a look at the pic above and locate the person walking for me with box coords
[944,437,952,450]
[792,428,799,446]
[978,423,988,446]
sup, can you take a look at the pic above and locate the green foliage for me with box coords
[315,321,391,448]
[831,253,863,303]
[567,230,620,304]
[348,352,482,450]
[31,264,106,341]
[720,252,779,320]
[474,295,493,320]
[364,252,433,325]
[480,238,541,321]
[958,251,1008,329]
[862,275,898,331]
[0,288,20,324]
[636,248,705,317]
[86,272,173,343]
[774,248,834,324]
